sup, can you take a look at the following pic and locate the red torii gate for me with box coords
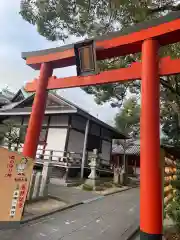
[22,11,180,240]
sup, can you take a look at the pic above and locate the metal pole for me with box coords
[81,120,90,179]
[123,139,126,173]
[140,39,162,239]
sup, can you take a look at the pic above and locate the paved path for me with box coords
[48,184,101,204]
[0,188,139,240]
[134,234,140,240]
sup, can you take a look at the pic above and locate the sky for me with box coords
[0,1,118,126]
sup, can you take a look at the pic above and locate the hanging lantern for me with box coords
[74,40,98,76]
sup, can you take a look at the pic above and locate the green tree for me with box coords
[0,119,26,150]
[115,96,140,138]
[161,75,180,146]
[20,0,180,145]
[114,97,140,173]
[20,1,180,42]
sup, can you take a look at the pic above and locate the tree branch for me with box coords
[87,0,91,14]
[166,100,180,127]
[160,78,180,97]
[148,3,180,14]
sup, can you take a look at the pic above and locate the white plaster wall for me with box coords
[45,128,68,158]
[49,115,69,127]
[67,129,85,153]
[100,140,112,162]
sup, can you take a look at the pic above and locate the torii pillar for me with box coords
[141,39,161,239]
[23,63,53,158]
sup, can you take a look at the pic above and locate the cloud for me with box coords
[0,0,117,124]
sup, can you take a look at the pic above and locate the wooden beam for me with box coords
[81,119,90,179]
[25,57,180,92]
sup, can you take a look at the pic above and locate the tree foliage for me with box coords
[20,1,180,41]
[115,96,140,138]
[20,0,180,145]
[113,97,140,175]
[0,120,26,150]
[161,74,180,146]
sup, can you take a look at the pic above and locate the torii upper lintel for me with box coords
[22,11,180,70]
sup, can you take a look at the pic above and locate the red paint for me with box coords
[140,39,162,234]
[96,18,180,57]
[23,63,53,159]
[25,56,180,92]
[5,156,15,178]
[18,203,23,209]
[18,184,26,209]
[25,18,180,70]
[26,49,75,70]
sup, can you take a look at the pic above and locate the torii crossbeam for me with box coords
[22,11,180,240]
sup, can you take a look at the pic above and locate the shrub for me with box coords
[114,183,122,188]
[95,186,105,191]
[103,182,113,188]
[82,184,93,191]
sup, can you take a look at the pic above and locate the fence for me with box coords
[4,144,112,172]
[7,145,82,167]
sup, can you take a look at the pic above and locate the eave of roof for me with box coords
[112,144,180,157]
[112,144,140,155]
[0,108,77,115]
[11,88,31,102]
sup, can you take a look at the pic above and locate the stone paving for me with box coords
[133,233,140,240]
[23,184,132,221]
[25,198,67,216]
[48,183,101,204]
[0,188,139,240]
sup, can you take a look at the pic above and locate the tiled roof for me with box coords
[112,144,140,155]
[0,94,11,105]
[0,89,15,106]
